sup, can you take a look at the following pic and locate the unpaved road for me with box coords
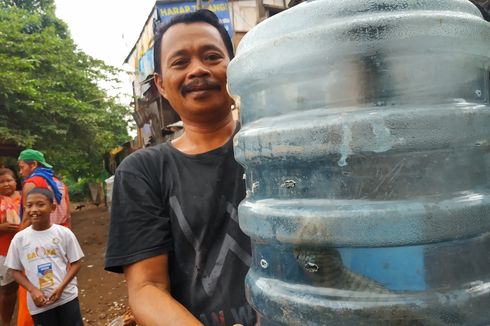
[71,205,129,325]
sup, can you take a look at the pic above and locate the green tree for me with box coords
[0,0,130,179]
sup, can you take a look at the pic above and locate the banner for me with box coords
[156,0,233,36]
[126,10,158,83]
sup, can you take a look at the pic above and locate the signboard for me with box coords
[156,0,233,37]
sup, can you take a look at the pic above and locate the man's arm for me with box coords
[63,185,71,228]
[124,254,203,326]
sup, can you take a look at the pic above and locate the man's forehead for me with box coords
[163,21,221,39]
[160,22,226,55]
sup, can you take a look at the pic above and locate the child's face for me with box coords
[25,193,55,229]
[0,174,16,196]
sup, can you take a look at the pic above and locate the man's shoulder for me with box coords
[53,177,66,187]
[117,143,170,174]
[24,175,48,187]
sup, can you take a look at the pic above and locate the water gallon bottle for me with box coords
[228,0,490,325]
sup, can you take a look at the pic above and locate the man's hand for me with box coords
[46,286,63,304]
[0,222,19,233]
[30,288,47,307]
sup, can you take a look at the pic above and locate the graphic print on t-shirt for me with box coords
[27,246,57,261]
[37,262,54,288]
[169,196,252,296]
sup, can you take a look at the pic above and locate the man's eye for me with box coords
[205,53,222,61]
[172,59,188,67]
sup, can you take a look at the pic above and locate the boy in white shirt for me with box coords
[5,187,84,325]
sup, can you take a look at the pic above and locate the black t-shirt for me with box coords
[105,131,256,326]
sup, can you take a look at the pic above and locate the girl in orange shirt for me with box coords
[0,168,32,326]
[0,168,21,325]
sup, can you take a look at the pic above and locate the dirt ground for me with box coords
[71,205,129,325]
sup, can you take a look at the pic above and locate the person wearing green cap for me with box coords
[17,149,53,170]
[17,149,70,228]
[18,149,61,219]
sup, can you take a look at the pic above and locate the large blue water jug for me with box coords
[228,0,490,324]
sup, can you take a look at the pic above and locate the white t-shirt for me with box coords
[5,224,84,315]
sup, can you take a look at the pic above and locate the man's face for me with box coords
[0,174,16,196]
[18,161,37,179]
[155,22,233,121]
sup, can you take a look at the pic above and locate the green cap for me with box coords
[18,149,53,169]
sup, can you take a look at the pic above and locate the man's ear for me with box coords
[154,73,167,99]
[50,203,57,213]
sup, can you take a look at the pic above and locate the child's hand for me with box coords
[46,287,63,305]
[0,222,19,233]
[30,288,47,307]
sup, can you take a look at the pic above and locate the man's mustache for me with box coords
[181,78,221,95]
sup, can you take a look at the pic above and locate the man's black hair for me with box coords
[26,187,54,204]
[153,9,234,75]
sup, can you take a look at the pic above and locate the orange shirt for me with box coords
[0,195,20,256]
[11,191,21,208]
